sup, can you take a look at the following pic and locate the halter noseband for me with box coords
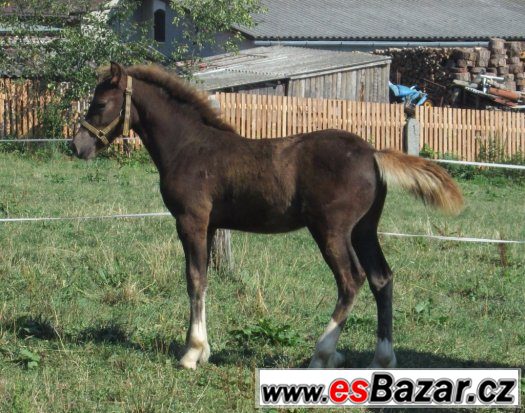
[80,76,133,146]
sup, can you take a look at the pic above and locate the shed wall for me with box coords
[226,82,288,96]
[221,63,390,103]
[288,63,390,102]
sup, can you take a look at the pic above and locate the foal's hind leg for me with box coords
[353,228,397,368]
[308,227,367,368]
[177,215,214,369]
[369,279,396,368]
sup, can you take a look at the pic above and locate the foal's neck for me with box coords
[130,79,224,174]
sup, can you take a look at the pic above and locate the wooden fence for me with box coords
[2,80,525,161]
[0,79,140,151]
[0,78,95,139]
[415,106,525,161]
[216,93,525,160]
[1,78,53,138]
[215,93,406,151]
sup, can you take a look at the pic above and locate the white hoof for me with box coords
[370,339,397,368]
[198,342,211,364]
[179,356,197,370]
[179,343,210,370]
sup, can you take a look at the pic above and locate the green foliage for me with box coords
[420,141,525,182]
[0,139,72,160]
[414,298,432,317]
[477,137,506,164]
[440,153,478,180]
[0,0,158,101]
[38,101,65,138]
[1,0,263,146]
[231,318,302,346]
[419,143,436,159]
[15,348,41,369]
[169,0,264,71]
[101,147,153,167]
[420,144,481,180]
[413,298,448,326]
[1,0,263,102]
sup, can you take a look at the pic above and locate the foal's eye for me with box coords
[93,102,106,110]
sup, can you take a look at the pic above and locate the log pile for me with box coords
[375,38,525,94]
[374,47,452,86]
[445,39,525,91]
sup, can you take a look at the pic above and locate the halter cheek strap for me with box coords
[122,75,132,137]
[80,76,133,146]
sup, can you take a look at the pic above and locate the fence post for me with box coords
[208,95,234,273]
[403,114,420,156]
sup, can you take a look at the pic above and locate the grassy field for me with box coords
[0,148,523,412]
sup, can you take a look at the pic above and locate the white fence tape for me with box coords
[0,212,171,223]
[379,232,525,245]
[0,138,72,142]
[0,211,523,244]
[432,159,525,170]
[0,138,138,143]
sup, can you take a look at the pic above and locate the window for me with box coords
[154,9,166,42]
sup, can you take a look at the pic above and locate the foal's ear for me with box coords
[109,62,126,86]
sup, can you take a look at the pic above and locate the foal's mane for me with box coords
[101,64,235,133]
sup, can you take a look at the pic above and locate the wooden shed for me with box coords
[193,46,391,102]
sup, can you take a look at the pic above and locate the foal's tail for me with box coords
[373,149,464,215]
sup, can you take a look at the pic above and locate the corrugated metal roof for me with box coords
[235,0,525,41]
[193,46,390,91]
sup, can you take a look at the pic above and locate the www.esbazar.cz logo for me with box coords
[257,369,521,408]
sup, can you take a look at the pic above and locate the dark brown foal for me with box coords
[72,63,463,369]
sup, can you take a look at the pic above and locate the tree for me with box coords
[0,0,156,102]
[169,0,263,65]
[0,0,263,102]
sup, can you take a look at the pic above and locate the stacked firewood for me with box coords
[374,47,452,85]
[445,39,525,91]
[375,39,525,93]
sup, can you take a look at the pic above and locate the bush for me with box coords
[37,101,66,139]
[419,142,525,183]
[0,139,72,160]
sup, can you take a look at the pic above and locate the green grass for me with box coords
[0,150,524,412]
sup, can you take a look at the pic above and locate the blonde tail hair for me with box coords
[374,149,464,215]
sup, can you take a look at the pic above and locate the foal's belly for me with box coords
[210,199,305,234]
[221,218,305,234]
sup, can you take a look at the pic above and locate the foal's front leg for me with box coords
[177,216,212,370]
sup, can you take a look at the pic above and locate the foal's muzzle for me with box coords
[71,129,97,159]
